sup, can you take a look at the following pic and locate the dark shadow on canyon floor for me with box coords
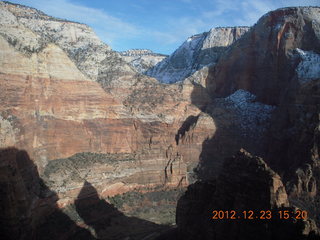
[0,147,169,240]
[75,181,169,239]
[184,82,248,180]
[170,70,320,239]
[0,147,94,240]
[183,81,271,180]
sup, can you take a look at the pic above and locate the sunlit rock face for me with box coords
[1,2,320,239]
[186,6,320,187]
[201,5,320,227]
[0,1,214,207]
[0,1,135,82]
[205,7,320,105]
[119,49,168,73]
[172,6,320,240]
[146,27,250,83]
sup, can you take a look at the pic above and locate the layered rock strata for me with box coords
[176,150,320,240]
[173,6,320,240]
[0,147,169,240]
[1,2,320,239]
[146,27,250,83]
[0,1,214,211]
[205,7,320,105]
[119,49,167,73]
[198,5,320,226]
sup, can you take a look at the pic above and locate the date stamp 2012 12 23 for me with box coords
[211,210,307,220]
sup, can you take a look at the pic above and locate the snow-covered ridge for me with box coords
[1,1,83,24]
[223,89,276,136]
[295,48,320,84]
[119,49,168,73]
[0,1,135,83]
[146,27,250,84]
[120,49,167,57]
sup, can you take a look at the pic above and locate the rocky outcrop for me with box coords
[119,49,167,73]
[193,5,320,228]
[180,4,320,201]
[146,27,250,83]
[172,7,320,240]
[194,89,276,179]
[0,1,136,83]
[1,2,320,239]
[205,7,320,105]
[0,147,98,240]
[176,150,320,240]
[265,54,320,225]
[0,1,215,220]
[0,147,169,240]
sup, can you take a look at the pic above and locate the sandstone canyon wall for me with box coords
[173,6,320,240]
[0,1,215,229]
[119,49,168,73]
[146,26,250,83]
[0,1,320,239]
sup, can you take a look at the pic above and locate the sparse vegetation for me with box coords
[43,152,137,189]
[107,188,186,225]
[44,152,136,177]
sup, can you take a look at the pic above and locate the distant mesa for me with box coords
[119,49,168,57]
[119,49,168,73]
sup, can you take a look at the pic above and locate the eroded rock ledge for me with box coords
[176,149,320,240]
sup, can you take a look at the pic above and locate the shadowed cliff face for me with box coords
[187,84,275,180]
[172,6,320,240]
[1,3,320,240]
[176,150,320,240]
[0,147,171,240]
[265,76,320,224]
[0,147,94,240]
[75,181,169,239]
[0,2,216,211]
[180,6,320,195]
[205,7,320,105]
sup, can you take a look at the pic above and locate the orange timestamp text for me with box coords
[211,210,307,220]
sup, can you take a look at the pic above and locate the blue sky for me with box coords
[10,0,320,54]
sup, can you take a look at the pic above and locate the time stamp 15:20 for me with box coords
[211,210,308,220]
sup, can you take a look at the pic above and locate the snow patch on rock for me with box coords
[0,2,135,84]
[296,48,320,84]
[146,27,250,84]
[119,49,167,73]
[145,33,206,83]
[224,90,276,136]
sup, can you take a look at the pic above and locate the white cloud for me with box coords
[201,0,319,27]
[12,0,204,51]
[151,31,180,45]
[9,0,320,54]
[201,0,275,26]
[202,0,238,19]
[11,0,142,45]
[148,16,212,48]
[17,0,211,49]
[238,0,275,24]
